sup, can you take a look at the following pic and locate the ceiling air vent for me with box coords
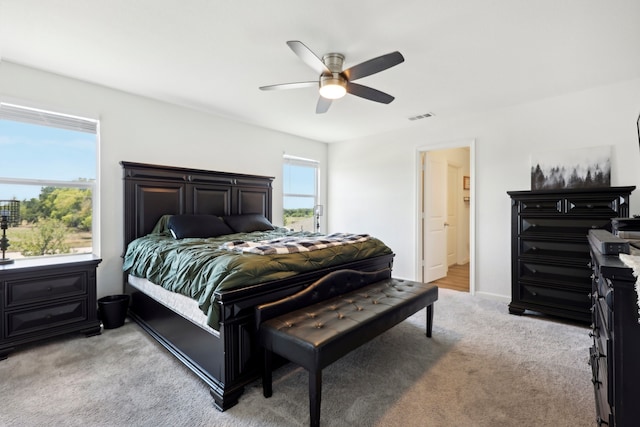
[408,113,433,121]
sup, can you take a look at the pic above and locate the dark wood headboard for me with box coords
[121,161,274,248]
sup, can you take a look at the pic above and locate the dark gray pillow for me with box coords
[223,214,274,233]
[167,215,234,239]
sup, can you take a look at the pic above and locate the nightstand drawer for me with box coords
[5,272,87,307]
[5,298,87,338]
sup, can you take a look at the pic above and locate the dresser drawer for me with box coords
[5,298,88,338]
[518,261,592,287]
[520,217,612,237]
[594,276,614,308]
[592,298,611,342]
[5,272,87,307]
[518,283,590,311]
[590,345,613,425]
[519,238,590,262]
[566,194,624,217]
[517,198,563,214]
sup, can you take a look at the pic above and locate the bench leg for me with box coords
[263,348,273,398]
[426,304,434,338]
[309,369,322,427]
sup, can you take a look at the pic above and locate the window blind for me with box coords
[0,102,98,134]
[283,154,320,168]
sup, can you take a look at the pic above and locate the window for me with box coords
[283,155,319,232]
[0,102,98,260]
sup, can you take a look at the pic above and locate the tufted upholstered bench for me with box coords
[255,268,438,427]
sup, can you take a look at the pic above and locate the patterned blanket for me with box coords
[220,233,371,255]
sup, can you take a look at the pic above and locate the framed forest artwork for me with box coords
[530,145,611,190]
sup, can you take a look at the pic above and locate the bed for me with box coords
[121,161,395,410]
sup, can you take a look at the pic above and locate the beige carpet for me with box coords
[0,289,594,427]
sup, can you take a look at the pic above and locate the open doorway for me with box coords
[417,141,475,293]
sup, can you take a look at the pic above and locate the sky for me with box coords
[0,120,96,201]
[283,163,317,210]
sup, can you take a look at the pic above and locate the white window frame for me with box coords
[283,154,320,232]
[0,101,100,258]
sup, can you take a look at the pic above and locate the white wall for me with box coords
[3,60,638,301]
[329,77,640,299]
[0,61,328,297]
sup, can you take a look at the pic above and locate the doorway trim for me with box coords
[416,139,476,294]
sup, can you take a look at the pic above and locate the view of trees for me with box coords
[283,208,315,231]
[9,186,92,256]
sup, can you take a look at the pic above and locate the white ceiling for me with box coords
[1,0,640,143]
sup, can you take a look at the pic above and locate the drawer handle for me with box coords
[535,204,541,208]
[586,204,593,209]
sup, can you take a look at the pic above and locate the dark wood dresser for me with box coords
[588,229,640,426]
[507,186,634,322]
[0,254,102,359]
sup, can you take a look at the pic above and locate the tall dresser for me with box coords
[588,229,640,426]
[507,186,634,322]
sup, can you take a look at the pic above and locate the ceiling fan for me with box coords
[259,40,405,114]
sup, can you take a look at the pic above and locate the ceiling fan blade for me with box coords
[343,51,404,81]
[316,97,332,114]
[287,40,331,75]
[259,81,318,91]
[346,82,395,104]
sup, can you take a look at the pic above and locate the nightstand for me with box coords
[0,254,102,360]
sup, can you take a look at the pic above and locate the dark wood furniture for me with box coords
[121,161,395,411]
[256,269,438,427]
[0,254,102,360]
[507,187,634,322]
[589,229,640,426]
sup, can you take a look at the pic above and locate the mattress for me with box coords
[127,274,219,337]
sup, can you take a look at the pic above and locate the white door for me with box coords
[446,164,459,266]
[423,153,447,283]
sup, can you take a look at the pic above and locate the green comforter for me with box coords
[123,228,393,330]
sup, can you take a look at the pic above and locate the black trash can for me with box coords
[98,294,130,329]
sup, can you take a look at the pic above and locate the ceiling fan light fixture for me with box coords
[319,75,347,99]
